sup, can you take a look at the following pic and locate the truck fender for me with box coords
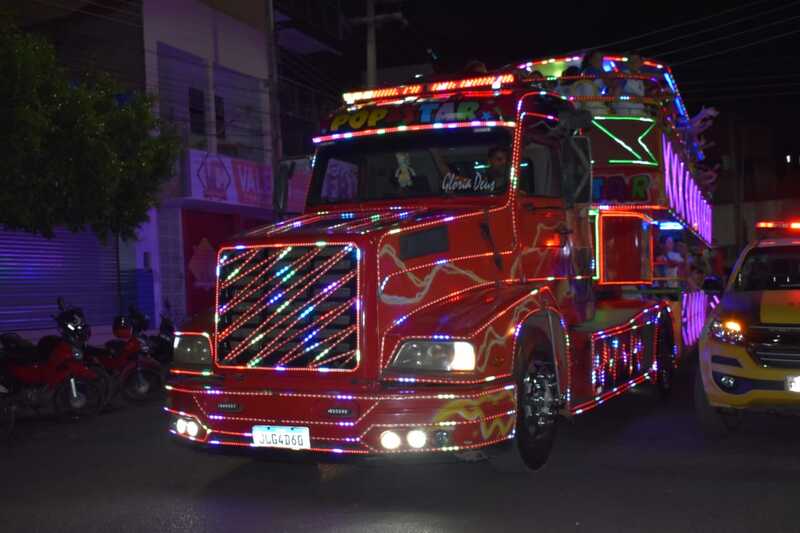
[514,309,568,396]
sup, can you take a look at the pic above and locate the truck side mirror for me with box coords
[562,136,592,208]
[702,275,724,294]
[273,160,296,215]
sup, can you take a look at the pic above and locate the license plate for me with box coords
[786,376,800,393]
[251,425,310,450]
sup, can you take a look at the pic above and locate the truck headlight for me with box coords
[390,340,475,372]
[710,319,744,345]
[173,332,213,367]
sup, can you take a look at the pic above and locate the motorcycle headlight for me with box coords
[710,319,744,345]
[390,340,475,372]
[173,332,213,367]
[72,347,83,360]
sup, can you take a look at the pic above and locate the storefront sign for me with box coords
[187,150,312,213]
[188,150,272,208]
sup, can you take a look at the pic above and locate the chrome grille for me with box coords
[215,244,359,370]
[748,325,800,368]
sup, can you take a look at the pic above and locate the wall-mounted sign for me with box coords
[188,149,272,208]
[187,151,312,213]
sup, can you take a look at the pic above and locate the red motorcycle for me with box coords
[0,303,105,419]
[84,306,164,404]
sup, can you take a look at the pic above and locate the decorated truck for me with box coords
[165,54,713,471]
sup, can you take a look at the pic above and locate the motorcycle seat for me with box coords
[104,340,127,356]
[0,336,49,364]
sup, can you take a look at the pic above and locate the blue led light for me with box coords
[235,245,245,250]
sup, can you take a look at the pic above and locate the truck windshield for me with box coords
[734,246,800,291]
[307,128,512,206]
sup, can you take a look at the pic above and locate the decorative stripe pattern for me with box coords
[215,243,360,371]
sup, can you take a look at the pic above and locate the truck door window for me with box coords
[518,134,561,198]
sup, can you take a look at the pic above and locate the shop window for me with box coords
[189,88,205,135]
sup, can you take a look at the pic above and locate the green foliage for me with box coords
[0,23,180,241]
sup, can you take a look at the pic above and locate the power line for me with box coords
[681,81,800,93]
[658,13,800,58]
[568,0,770,53]
[683,90,800,100]
[640,1,800,53]
[673,27,800,66]
[680,73,800,85]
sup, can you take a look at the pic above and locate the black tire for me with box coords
[490,356,559,472]
[122,367,163,403]
[655,312,676,398]
[694,367,739,438]
[53,378,104,420]
[88,364,115,410]
[0,395,15,440]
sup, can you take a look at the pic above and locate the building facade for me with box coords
[2,0,341,335]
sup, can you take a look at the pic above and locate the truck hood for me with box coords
[232,206,479,244]
[719,290,800,325]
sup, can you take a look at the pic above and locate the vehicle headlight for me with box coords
[390,340,475,372]
[710,319,744,345]
[72,348,83,361]
[173,333,213,367]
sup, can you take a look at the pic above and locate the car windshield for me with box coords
[306,128,512,206]
[734,246,800,291]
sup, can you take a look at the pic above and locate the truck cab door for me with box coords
[515,130,568,281]
[515,122,594,323]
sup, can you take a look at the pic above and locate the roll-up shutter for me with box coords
[0,228,120,332]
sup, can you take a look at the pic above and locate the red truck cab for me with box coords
[166,55,712,470]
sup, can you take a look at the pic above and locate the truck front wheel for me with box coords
[490,356,558,472]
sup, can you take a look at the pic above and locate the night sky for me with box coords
[338,0,800,165]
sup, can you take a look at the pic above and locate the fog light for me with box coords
[379,430,401,450]
[176,418,187,435]
[186,420,200,438]
[406,429,427,449]
[719,375,736,390]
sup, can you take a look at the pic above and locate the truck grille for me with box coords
[748,325,800,369]
[215,243,359,370]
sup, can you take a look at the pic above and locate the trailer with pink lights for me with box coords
[165,54,713,471]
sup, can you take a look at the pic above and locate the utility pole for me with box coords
[265,0,282,176]
[350,0,407,88]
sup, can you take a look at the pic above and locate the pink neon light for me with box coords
[313,121,516,144]
[681,291,708,348]
[662,134,711,243]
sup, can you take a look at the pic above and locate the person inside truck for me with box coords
[574,51,611,115]
[430,145,510,195]
[486,146,510,188]
[612,54,646,116]
[556,66,581,98]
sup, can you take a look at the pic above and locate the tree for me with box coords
[0,23,180,241]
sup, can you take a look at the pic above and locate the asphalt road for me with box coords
[2,361,800,533]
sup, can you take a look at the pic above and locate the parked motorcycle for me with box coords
[0,378,14,440]
[84,305,164,404]
[0,303,105,420]
[144,300,175,366]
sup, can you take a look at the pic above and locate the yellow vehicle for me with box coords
[696,220,800,436]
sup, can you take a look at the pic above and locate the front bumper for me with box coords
[164,377,516,455]
[699,337,800,409]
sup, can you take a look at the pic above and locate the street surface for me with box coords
[2,360,799,533]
